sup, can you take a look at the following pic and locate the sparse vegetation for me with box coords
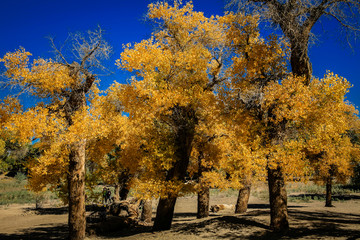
[252,181,359,203]
[0,175,57,206]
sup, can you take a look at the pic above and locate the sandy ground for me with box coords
[0,193,359,240]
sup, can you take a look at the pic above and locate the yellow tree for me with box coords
[258,72,358,229]
[266,72,360,207]
[86,88,142,202]
[217,10,294,231]
[114,1,263,230]
[0,28,111,240]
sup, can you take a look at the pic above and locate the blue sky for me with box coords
[0,0,359,109]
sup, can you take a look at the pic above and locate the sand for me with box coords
[0,193,359,240]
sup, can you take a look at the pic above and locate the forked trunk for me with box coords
[197,186,210,218]
[325,176,333,207]
[268,167,289,233]
[67,140,86,240]
[153,105,197,231]
[235,184,251,214]
[141,199,153,223]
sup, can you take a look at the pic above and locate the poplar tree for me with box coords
[0,28,111,240]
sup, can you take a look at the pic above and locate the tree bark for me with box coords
[197,186,210,218]
[289,36,312,85]
[325,176,333,207]
[113,184,120,202]
[153,197,177,231]
[67,140,86,240]
[120,186,130,201]
[141,199,153,223]
[235,184,251,214]
[267,167,289,233]
[118,171,131,200]
[152,105,197,231]
[197,150,210,219]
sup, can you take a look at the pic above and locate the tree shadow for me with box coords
[0,224,68,240]
[4,203,359,240]
[172,215,269,238]
[92,223,153,238]
[24,206,68,215]
[288,209,360,226]
[173,212,198,218]
[171,208,360,240]
[247,203,305,209]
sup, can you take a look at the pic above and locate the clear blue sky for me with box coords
[0,0,359,109]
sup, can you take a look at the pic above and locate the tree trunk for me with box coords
[120,186,129,200]
[113,184,120,202]
[235,184,251,214]
[67,140,86,240]
[197,151,210,219]
[197,186,210,218]
[152,105,197,231]
[153,197,177,231]
[289,36,312,85]
[325,176,333,207]
[268,167,289,233]
[118,171,131,200]
[141,199,153,223]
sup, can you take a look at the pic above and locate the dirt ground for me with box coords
[0,193,359,240]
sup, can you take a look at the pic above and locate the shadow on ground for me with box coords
[1,204,360,239]
[170,208,360,240]
[25,206,68,215]
[0,224,68,240]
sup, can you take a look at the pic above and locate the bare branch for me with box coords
[48,36,70,66]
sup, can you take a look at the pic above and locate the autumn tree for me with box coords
[296,73,360,207]
[225,0,359,232]
[114,1,255,230]
[263,71,358,211]
[85,96,140,203]
[228,0,360,84]
[0,28,111,240]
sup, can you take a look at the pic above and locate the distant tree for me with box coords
[0,139,40,176]
[0,27,111,240]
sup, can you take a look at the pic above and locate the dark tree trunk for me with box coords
[118,171,131,200]
[141,199,153,223]
[67,140,86,240]
[325,176,333,207]
[153,197,177,231]
[120,186,130,201]
[268,167,289,233]
[153,105,197,231]
[290,38,312,85]
[197,186,210,218]
[235,184,251,214]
